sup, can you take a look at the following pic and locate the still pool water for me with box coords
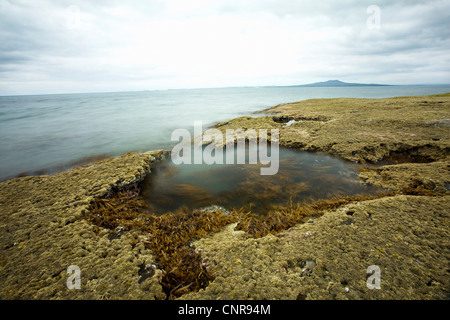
[141,146,380,215]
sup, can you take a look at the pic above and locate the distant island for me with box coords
[289,80,392,87]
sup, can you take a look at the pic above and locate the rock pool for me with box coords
[141,146,380,215]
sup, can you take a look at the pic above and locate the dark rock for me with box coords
[138,263,156,284]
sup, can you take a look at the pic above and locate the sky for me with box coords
[0,0,449,95]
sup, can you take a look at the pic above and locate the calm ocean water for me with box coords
[0,85,449,181]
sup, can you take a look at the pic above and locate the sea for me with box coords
[0,85,449,182]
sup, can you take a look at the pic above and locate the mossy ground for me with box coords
[0,94,449,300]
[215,93,450,163]
[0,151,167,299]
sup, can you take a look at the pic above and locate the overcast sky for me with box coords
[0,0,449,95]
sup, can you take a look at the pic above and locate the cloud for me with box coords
[0,0,449,95]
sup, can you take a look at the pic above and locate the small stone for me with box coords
[301,260,316,276]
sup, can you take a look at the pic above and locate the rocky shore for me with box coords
[0,94,449,299]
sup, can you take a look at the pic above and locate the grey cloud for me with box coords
[0,0,448,95]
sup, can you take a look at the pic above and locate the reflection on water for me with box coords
[141,146,380,215]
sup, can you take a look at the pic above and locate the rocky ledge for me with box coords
[0,151,167,299]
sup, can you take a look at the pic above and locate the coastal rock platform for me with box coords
[0,94,448,299]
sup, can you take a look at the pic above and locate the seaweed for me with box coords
[233,193,390,238]
[85,193,236,299]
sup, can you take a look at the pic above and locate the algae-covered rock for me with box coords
[183,196,450,300]
[215,94,450,163]
[359,161,450,194]
[0,151,166,299]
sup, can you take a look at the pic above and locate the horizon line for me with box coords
[1,82,450,97]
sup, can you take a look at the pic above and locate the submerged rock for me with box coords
[199,205,230,216]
